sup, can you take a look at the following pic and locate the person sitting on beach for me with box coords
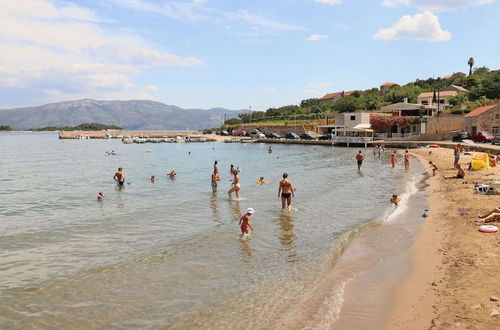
[168,170,176,177]
[113,167,125,186]
[97,192,105,201]
[443,164,465,179]
[151,175,155,183]
[211,169,220,193]
[239,208,254,237]
[256,177,268,184]
[390,194,401,206]
[478,207,500,219]
[478,208,500,223]
[429,161,438,176]
[279,173,295,210]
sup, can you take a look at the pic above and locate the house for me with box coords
[463,104,500,136]
[316,112,374,140]
[443,85,469,94]
[441,72,466,80]
[380,82,398,92]
[380,101,428,135]
[417,91,457,108]
[319,90,358,104]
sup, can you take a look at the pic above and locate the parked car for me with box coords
[492,134,500,145]
[452,131,471,142]
[472,131,494,143]
[285,132,300,139]
[232,130,247,136]
[203,129,212,134]
[250,130,265,138]
[266,132,281,139]
[300,133,317,140]
[318,133,333,140]
[220,130,229,136]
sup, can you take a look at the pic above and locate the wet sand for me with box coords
[384,148,500,329]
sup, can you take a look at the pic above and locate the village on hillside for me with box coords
[224,59,500,144]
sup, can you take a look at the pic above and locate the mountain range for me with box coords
[0,99,247,130]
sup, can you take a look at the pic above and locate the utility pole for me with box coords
[249,106,252,124]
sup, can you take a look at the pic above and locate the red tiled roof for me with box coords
[442,75,453,79]
[381,82,397,86]
[464,104,499,117]
[320,92,341,100]
[344,90,357,96]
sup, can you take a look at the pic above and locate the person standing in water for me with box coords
[390,151,397,168]
[211,169,220,193]
[268,146,273,153]
[278,173,295,210]
[355,151,364,171]
[228,169,240,199]
[214,160,218,172]
[239,208,254,238]
[404,150,410,171]
[113,167,125,186]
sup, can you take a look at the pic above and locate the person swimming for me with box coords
[390,194,401,206]
[256,177,268,184]
[151,175,155,183]
[97,192,105,201]
[239,208,254,237]
[168,170,176,177]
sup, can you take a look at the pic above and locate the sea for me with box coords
[0,132,428,329]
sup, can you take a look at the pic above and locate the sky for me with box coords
[0,0,499,110]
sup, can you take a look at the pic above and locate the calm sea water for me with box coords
[0,132,413,329]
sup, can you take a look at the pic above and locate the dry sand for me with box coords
[384,148,500,329]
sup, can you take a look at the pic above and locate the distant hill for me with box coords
[0,99,247,130]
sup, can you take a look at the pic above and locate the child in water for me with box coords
[239,208,254,237]
[256,177,268,184]
[390,194,401,206]
[97,192,105,201]
[429,161,438,176]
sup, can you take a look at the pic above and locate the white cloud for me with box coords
[110,0,305,32]
[307,34,329,41]
[381,0,495,11]
[0,0,203,105]
[314,0,342,4]
[373,11,451,41]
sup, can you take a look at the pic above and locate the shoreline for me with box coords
[383,148,500,329]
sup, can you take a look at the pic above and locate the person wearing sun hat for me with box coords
[239,208,254,237]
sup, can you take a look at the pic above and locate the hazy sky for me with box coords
[0,0,499,110]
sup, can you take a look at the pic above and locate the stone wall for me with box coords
[426,115,464,134]
[402,131,456,141]
[464,104,500,133]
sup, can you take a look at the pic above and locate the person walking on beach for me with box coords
[404,150,410,171]
[228,169,240,199]
[355,151,364,171]
[211,169,220,193]
[429,161,438,176]
[390,151,397,168]
[279,173,295,210]
[454,144,462,168]
[113,167,125,186]
[239,208,254,238]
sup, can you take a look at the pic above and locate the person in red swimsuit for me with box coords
[239,208,254,237]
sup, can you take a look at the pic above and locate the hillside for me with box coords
[0,99,246,130]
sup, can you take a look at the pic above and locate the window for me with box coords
[439,99,445,104]
[496,114,500,120]
[350,115,355,120]
[493,127,499,134]
[421,101,428,105]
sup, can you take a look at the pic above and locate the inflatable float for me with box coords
[478,225,498,233]
[471,153,490,170]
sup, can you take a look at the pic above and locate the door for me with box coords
[472,126,477,136]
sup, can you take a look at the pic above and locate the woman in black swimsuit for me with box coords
[278,173,295,210]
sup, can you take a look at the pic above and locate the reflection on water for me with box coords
[278,211,298,263]
[209,194,222,223]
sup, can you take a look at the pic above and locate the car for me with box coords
[472,131,494,143]
[492,134,500,145]
[452,131,471,142]
[250,130,265,138]
[232,130,247,136]
[220,130,229,136]
[300,133,317,140]
[285,132,300,139]
[266,132,281,139]
[203,130,212,134]
[318,133,333,140]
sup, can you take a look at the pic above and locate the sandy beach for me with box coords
[384,148,500,329]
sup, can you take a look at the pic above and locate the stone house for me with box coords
[379,82,397,92]
[463,103,500,136]
[443,85,469,94]
[417,91,457,108]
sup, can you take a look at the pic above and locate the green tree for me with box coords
[384,85,422,104]
[332,96,361,113]
[224,118,242,125]
[300,98,320,107]
[468,57,474,76]
[448,93,468,106]
[0,125,12,131]
[360,91,382,110]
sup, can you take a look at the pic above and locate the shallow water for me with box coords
[0,132,414,328]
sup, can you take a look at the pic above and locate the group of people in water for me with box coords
[355,146,411,172]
